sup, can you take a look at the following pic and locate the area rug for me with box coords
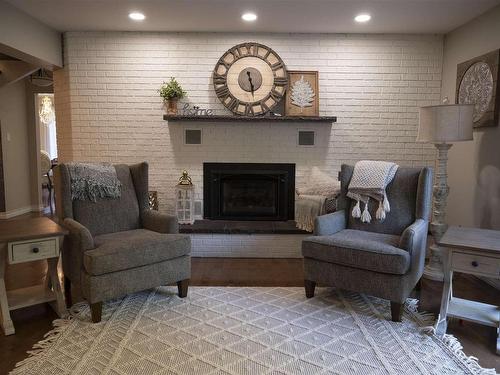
[12,287,497,375]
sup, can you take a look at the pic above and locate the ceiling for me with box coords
[7,0,500,34]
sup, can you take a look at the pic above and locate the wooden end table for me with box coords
[0,217,68,335]
[436,226,500,355]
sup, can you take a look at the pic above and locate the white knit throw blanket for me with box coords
[347,160,398,223]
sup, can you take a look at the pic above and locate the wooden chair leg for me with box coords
[48,186,53,214]
[391,301,403,322]
[64,277,72,308]
[90,302,102,323]
[177,279,189,298]
[415,278,422,292]
[304,280,316,298]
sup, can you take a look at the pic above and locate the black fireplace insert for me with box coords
[203,163,295,221]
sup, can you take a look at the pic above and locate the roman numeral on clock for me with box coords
[270,89,283,102]
[227,97,239,112]
[215,85,229,98]
[244,104,255,116]
[274,77,287,86]
[213,74,227,85]
[271,62,284,71]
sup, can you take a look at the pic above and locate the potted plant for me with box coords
[159,78,187,115]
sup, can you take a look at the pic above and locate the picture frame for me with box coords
[285,71,319,117]
[456,49,500,128]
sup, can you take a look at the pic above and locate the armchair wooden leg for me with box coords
[390,302,403,322]
[90,302,102,323]
[177,279,189,298]
[304,280,316,298]
[64,277,72,308]
[415,278,422,292]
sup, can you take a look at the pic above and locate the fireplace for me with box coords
[203,163,295,221]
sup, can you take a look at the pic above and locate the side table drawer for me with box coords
[452,252,500,278]
[8,237,59,264]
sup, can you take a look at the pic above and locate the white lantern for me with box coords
[175,170,195,225]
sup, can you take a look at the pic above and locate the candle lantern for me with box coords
[175,170,195,225]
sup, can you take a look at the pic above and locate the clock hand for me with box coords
[247,71,255,97]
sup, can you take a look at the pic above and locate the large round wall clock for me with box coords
[213,42,288,116]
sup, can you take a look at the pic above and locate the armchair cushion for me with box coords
[84,229,190,276]
[302,229,410,275]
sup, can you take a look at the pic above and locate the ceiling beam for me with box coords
[0,60,39,88]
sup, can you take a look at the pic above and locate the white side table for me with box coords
[435,226,500,355]
[0,217,68,335]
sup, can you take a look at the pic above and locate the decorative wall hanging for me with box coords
[212,42,288,116]
[456,49,500,128]
[181,104,215,116]
[285,71,319,117]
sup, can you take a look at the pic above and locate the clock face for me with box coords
[213,43,288,116]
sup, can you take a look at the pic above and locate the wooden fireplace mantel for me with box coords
[163,114,337,123]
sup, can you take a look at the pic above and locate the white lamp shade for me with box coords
[417,104,474,143]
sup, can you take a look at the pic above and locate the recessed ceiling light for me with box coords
[129,12,145,21]
[242,12,257,22]
[354,13,371,23]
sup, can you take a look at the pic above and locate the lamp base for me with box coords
[423,243,444,282]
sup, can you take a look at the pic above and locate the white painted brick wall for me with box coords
[55,32,442,217]
[190,234,306,258]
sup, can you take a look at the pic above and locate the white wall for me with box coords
[55,32,442,214]
[0,0,62,68]
[0,79,33,215]
[442,5,500,229]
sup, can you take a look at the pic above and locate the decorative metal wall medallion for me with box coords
[456,49,500,128]
[458,62,493,122]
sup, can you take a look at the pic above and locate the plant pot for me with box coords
[166,98,179,115]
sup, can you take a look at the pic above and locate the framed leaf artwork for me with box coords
[456,49,500,128]
[285,71,319,117]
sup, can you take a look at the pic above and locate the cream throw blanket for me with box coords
[295,194,327,232]
[347,160,398,223]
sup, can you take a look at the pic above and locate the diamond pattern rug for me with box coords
[11,287,497,375]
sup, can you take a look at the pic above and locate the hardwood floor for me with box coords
[1,257,499,373]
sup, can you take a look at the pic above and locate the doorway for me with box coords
[36,93,57,213]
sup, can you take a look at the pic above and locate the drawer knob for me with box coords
[32,247,40,254]
[471,261,478,267]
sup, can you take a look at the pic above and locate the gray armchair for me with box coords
[302,164,432,322]
[54,162,191,323]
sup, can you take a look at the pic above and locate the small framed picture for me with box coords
[285,71,319,117]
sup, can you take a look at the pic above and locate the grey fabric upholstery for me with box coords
[54,161,191,307]
[142,210,179,234]
[338,165,424,235]
[303,230,410,275]
[82,256,190,304]
[302,164,432,306]
[71,164,141,237]
[85,230,190,276]
[313,210,346,236]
